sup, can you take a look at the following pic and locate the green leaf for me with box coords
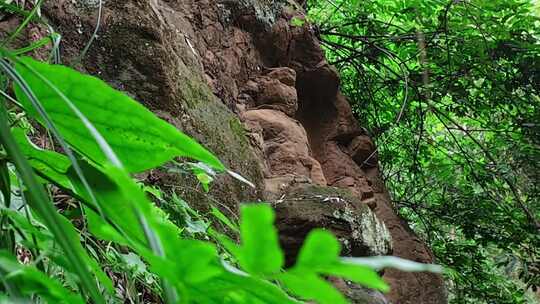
[194,271,298,304]
[208,228,241,259]
[0,250,85,304]
[293,229,388,291]
[278,271,347,304]
[0,159,10,206]
[294,229,389,292]
[290,17,306,27]
[11,127,71,188]
[13,56,224,172]
[69,162,222,288]
[66,161,147,246]
[51,210,115,295]
[0,103,108,303]
[172,239,223,284]
[121,252,148,275]
[318,262,389,292]
[196,172,213,192]
[0,208,52,251]
[101,164,224,299]
[296,229,340,268]
[84,206,128,245]
[238,204,284,276]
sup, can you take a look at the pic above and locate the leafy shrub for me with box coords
[0,54,437,303]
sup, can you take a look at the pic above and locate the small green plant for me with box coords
[290,16,306,27]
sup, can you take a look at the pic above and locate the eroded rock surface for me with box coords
[271,183,392,266]
[243,109,326,186]
[14,0,449,303]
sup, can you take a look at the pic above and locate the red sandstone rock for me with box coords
[349,135,379,167]
[256,77,298,116]
[242,109,326,186]
[265,67,297,86]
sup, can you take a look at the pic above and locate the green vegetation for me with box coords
[0,53,392,304]
[2,1,537,303]
[0,3,440,303]
[306,0,539,303]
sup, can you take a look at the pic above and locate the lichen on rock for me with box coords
[218,0,287,29]
[271,184,392,265]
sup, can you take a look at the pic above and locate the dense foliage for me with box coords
[0,2,446,303]
[0,38,389,304]
[306,0,540,303]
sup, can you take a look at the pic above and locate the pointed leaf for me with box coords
[296,229,340,268]
[13,57,224,172]
[278,271,347,304]
[239,204,284,276]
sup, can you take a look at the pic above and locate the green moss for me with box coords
[181,78,213,110]
[229,118,249,146]
[174,69,265,208]
[79,2,265,215]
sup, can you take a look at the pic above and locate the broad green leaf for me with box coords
[13,56,224,172]
[13,124,138,249]
[70,163,222,285]
[294,229,389,292]
[66,161,147,246]
[296,229,340,268]
[318,262,389,292]
[84,206,128,245]
[0,208,52,250]
[3,138,118,296]
[102,165,225,296]
[19,144,223,298]
[11,128,71,188]
[238,204,284,276]
[193,271,298,304]
[278,271,347,304]
[0,105,108,303]
[0,251,84,304]
[172,239,223,284]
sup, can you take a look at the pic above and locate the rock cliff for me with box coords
[8,0,447,303]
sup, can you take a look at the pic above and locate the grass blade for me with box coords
[0,103,106,304]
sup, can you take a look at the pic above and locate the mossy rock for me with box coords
[272,184,392,266]
[43,0,265,214]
